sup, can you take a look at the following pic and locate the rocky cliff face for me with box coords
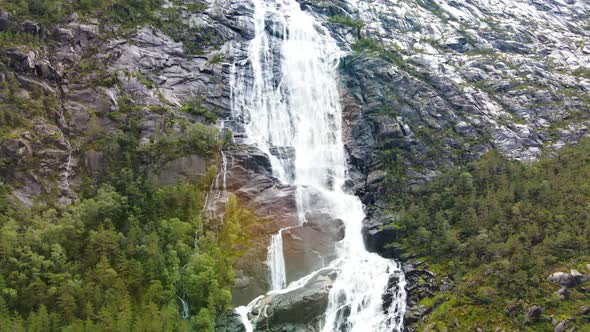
[1,0,588,330]
[300,0,590,191]
[0,1,240,205]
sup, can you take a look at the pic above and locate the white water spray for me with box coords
[231,0,406,330]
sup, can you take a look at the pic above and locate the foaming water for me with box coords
[230,0,407,330]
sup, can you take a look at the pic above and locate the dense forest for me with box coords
[0,157,255,331]
[0,0,259,330]
[387,141,590,330]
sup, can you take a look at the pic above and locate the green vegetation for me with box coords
[570,67,590,80]
[0,75,253,329]
[351,37,409,71]
[0,153,256,331]
[0,0,212,54]
[328,15,364,30]
[208,54,224,65]
[387,142,590,329]
[0,0,162,30]
[180,99,218,124]
[415,0,451,23]
[352,37,383,53]
[141,122,221,164]
[0,31,40,48]
[0,74,59,136]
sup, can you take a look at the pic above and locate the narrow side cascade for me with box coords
[230,0,407,330]
[267,231,286,290]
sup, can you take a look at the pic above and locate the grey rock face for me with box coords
[0,0,249,205]
[149,154,208,185]
[311,0,590,199]
[0,119,75,206]
[247,268,337,332]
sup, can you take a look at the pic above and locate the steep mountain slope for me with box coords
[307,0,590,329]
[0,0,588,331]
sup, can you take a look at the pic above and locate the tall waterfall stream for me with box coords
[229,0,407,330]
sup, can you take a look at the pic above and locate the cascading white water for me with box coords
[267,231,287,290]
[231,0,407,330]
[235,305,254,332]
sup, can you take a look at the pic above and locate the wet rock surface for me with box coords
[223,147,351,306]
[223,146,301,305]
[216,310,248,332]
[247,268,337,332]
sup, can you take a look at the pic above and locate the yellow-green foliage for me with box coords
[0,160,256,331]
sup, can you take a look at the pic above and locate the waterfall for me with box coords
[177,296,189,319]
[267,231,287,290]
[235,305,254,332]
[202,121,231,220]
[231,0,407,330]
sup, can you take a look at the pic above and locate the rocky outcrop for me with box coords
[216,310,247,332]
[362,207,404,259]
[246,268,337,332]
[401,262,441,329]
[223,147,349,307]
[282,207,345,282]
[547,269,590,299]
[0,119,76,206]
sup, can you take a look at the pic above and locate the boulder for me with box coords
[22,20,41,36]
[249,268,337,331]
[304,211,345,241]
[556,287,569,299]
[525,305,543,323]
[216,310,247,332]
[554,320,569,332]
[282,222,340,283]
[547,270,590,290]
